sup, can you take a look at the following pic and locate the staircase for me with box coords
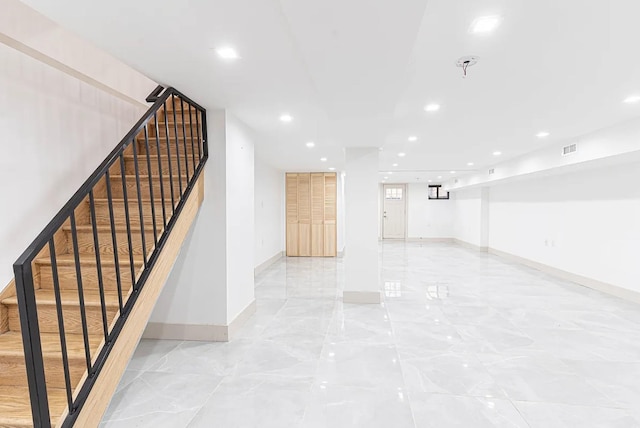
[0,88,207,427]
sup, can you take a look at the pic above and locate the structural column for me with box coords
[343,148,381,304]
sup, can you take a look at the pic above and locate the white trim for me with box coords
[406,237,455,243]
[453,238,489,252]
[343,290,382,304]
[227,299,258,339]
[143,300,257,342]
[487,248,640,304]
[254,251,284,276]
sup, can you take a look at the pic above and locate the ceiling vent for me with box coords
[488,168,495,175]
[562,143,577,156]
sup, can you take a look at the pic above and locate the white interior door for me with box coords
[383,184,406,239]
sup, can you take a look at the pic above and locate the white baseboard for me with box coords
[406,237,455,243]
[143,299,257,342]
[488,248,640,305]
[343,290,382,304]
[254,251,284,276]
[453,238,489,252]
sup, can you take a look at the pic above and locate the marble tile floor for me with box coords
[101,242,640,427]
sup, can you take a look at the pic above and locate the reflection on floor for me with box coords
[101,242,640,427]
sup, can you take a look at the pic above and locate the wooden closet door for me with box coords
[286,173,299,256]
[323,173,337,256]
[297,173,312,256]
[310,173,325,256]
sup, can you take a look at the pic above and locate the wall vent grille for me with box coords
[562,143,577,156]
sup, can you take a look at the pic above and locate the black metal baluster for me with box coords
[119,154,137,288]
[14,262,50,427]
[48,239,74,412]
[105,171,124,312]
[153,112,167,229]
[143,126,159,245]
[202,106,209,159]
[188,102,197,175]
[195,108,203,163]
[171,95,184,197]
[69,212,94,374]
[163,101,176,215]
[88,190,110,342]
[131,138,148,271]
[180,98,191,182]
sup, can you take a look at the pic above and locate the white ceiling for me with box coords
[22,0,640,182]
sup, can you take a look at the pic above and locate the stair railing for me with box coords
[12,86,208,427]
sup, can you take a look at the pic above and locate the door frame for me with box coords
[380,183,408,240]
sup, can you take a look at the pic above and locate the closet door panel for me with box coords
[297,173,311,256]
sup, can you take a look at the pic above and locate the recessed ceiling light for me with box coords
[450,171,456,174]
[306,141,315,148]
[428,180,433,183]
[467,162,474,166]
[493,151,502,156]
[437,175,443,179]
[388,171,393,175]
[329,167,335,171]
[536,131,550,138]
[392,163,398,167]
[215,47,239,60]
[469,15,503,34]
[384,176,389,180]
[320,157,327,162]
[280,114,293,122]
[624,95,640,104]
[398,152,406,157]
[408,136,418,142]
[424,104,440,112]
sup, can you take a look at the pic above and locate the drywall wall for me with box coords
[150,110,256,329]
[254,158,284,268]
[406,183,454,239]
[452,187,489,248]
[489,161,640,293]
[0,40,145,292]
[1,0,155,107]
[225,113,256,322]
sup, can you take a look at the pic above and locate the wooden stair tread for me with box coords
[62,225,156,233]
[0,331,102,359]
[34,254,142,267]
[2,288,123,308]
[0,386,66,427]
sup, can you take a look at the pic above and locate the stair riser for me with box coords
[124,155,188,176]
[0,356,85,389]
[8,305,119,336]
[38,263,141,292]
[63,230,155,257]
[92,201,173,228]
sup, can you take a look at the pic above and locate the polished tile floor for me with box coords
[101,242,640,427]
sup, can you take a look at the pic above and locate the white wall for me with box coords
[150,110,256,327]
[406,183,454,239]
[344,148,379,299]
[1,0,155,107]
[0,41,146,291]
[452,187,488,247]
[254,158,284,267]
[225,114,256,322]
[489,162,640,293]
